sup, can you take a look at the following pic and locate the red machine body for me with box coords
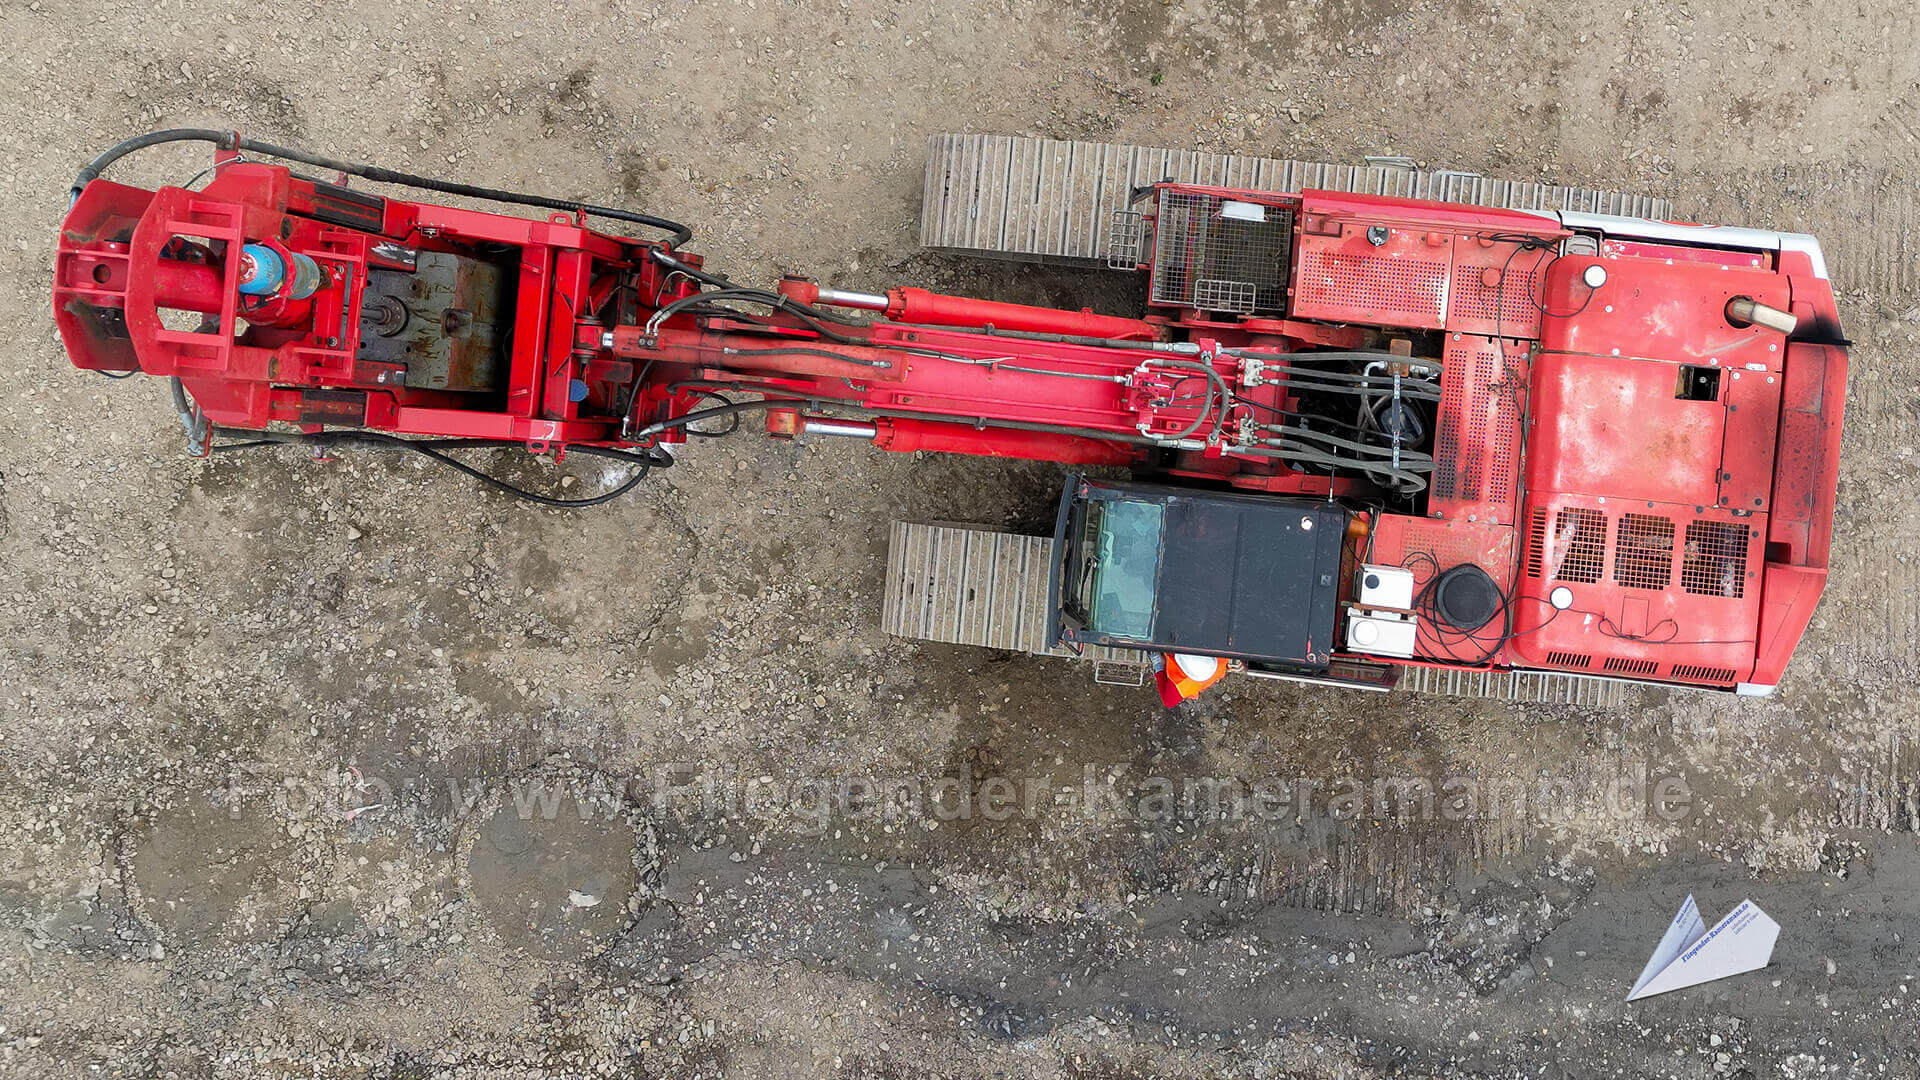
[53,141,1848,696]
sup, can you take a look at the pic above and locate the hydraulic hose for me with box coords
[70,129,694,249]
[630,397,818,439]
[207,428,673,508]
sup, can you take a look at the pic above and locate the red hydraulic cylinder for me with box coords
[608,325,906,383]
[883,287,1159,341]
[152,260,227,313]
[779,278,1159,341]
[870,416,1140,465]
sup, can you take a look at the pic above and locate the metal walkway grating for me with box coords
[1395,665,1631,708]
[920,134,1676,265]
[882,521,1137,663]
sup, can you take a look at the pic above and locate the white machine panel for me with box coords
[1357,564,1416,610]
[1346,612,1417,659]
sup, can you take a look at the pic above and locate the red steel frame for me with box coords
[53,156,1849,695]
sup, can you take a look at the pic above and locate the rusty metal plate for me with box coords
[358,251,514,393]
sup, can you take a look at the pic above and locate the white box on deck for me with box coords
[1346,612,1417,659]
[1357,564,1415,610]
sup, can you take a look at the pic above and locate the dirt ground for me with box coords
[2,0,1918,1076]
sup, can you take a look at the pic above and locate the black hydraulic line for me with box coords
[654,287,876,346]
[70,128,232,199]
[1263,440,1434,471]
[71,129,694,249]
[631,397,817,439]
[720,341,1125,383]
[1271,423,1437,461]
[1258,366,1441,392]
[207,428,671,507]
[663,395,1418,474]
[994,364,1121,382]
[1223,347,1443,371]
[1261,440,1432,482]
[720,346,894,369]
[210,428,668,466]
[650,288,799,330]
[1150,358,1232,441]
[658,301,1148,385]
[1155,377,1216,441]
[648,249,739,292]
[1257,378,1439,401]
[647,250,868,326]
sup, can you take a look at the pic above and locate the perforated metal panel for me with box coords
[1443,263,1543,330]
[1293,246,1449,328]
[1374,515,1508,570]
[1445,254,1545,338]
[1148,189,1291,314]
[1513,496,1763,686]
[1431,335,1526,523]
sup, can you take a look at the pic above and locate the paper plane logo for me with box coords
[1627,895,1780,1001]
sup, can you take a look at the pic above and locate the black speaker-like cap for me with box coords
[1433,564,1501,632]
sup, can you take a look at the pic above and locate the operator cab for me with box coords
[1047,477,1348,678]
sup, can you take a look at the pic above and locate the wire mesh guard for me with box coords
[1613,513,1676,591]
[1149,189,1292,315]
[1107,210,1144,269]
[1682,520,1750,598]
[1525,506,1606,583]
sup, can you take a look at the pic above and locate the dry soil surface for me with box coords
[3,0,1920,1077]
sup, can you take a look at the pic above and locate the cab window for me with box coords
[1073,498,1163,640]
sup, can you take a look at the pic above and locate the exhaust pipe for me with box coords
[1726,296,1798,335]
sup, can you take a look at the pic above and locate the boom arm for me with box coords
[54,143,1437,497]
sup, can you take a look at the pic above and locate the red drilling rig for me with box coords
[53,130,1847,700]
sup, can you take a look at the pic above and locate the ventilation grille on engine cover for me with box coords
[1149,189,1292,314]
[1613,514,1675,591]
[1670,663,1739,684]
[1525,507,1606,583]
[1527,508,1753,601]
[1683,520,1751,598]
